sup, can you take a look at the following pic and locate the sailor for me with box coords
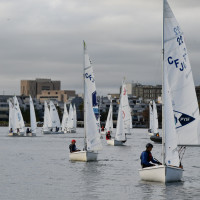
[106,131,111,140]
[101,126,104,132]
[140,143,162,168]
[69,140,80,153]
[9,128,13,133]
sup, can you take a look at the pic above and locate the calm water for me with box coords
[0,127,200,200]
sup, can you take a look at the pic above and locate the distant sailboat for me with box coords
[107,80,129,146]
[101,99,113,135]
[139,0,200,182]
[61,103,69,133]
[8,96,25,136]
[42,101,64,134]
[67,104,76,133]
[28,96,37,136]
[150,100,162,143]
[69,41,102,161]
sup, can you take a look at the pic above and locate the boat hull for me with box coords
[66,128,76,133]
[139,165,183,183]
[69,151,98,162]
[150,135,162,143]
[107,139,124,146]
[43,131,64,134]
[8,132,25,137]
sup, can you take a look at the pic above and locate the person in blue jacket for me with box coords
[140,143,162,168]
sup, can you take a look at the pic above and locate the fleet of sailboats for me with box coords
[5,0,200,184]
[42,101,64,134]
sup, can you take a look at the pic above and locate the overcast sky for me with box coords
[0,0,200,96]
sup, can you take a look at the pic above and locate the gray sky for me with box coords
[0,0,200,96]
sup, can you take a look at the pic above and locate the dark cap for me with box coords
[146,143,153,148]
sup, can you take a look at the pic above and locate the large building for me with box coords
[21,78,60,98]
[37,90,76,103]
[126,82,162,102]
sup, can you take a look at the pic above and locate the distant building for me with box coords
[37,90,76,103]
[126,82,162,102]
[21,78,60,98]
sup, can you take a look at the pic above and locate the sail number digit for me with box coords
[177,35,184,46]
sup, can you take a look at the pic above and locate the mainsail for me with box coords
[68,104,74,129]
[13,96,25,132]
[29,96,37,134]
[61,103,69,131]
[83,41,102,151]
[43,101,52,131]
[49,101,61,128]
[152,100,158,134]
[105,100,113,132]
[164,0,200,146]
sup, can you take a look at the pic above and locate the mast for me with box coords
[83,40,87,150]
[162,0,165,165]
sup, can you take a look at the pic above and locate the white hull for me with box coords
[26,133,36,137]
[69,151,98,162]
[67,128,76,133]
[100,131,106,135]
[106,139,124,146]
[139,165,183,183]
[8,132,25,137]
[43,130,64,134]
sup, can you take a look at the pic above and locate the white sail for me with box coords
[122,82,131,134]
[149,103,153,132]
[164,72,180,166]
[49,101,61,128]
[164,0,200,146]
[29,96,37,134]
[152,100,158,134]
[61,103,69,131]
[73,104,77,129]
[115,81,128,141]
[8,99,14,131]
[105,101,113,132]
[84,41,102,151]
[68,104,74,129]
[13,96,25,132]
[43,101,52,131]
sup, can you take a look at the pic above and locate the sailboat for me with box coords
[28,96,37,136]
[101,99,113,135]
[73,104,77,132]
[139,0,200,182]
[148,102,154,136]
[107,80,129,146]
[8,96,25,136]
[61,103,69,133]
[67,104,76,133]
[69,41,102,161]
[150,100,162,143]
[42,101,64,134]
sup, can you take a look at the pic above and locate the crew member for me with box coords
[106,131,111,140]
[140,143,162,168]
[69,140,80,153]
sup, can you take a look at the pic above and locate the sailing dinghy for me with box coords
[107,80,129,146]
[101,99,113,135]
[61,103,69,133]
[28,96,37,136]
[8,96,25,136]
[150,100,162,143]
[139,0,200,182]
[69,41,102,161]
